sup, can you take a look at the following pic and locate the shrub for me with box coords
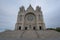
[55,27,60,32]
[46,27,60,32]
[46,28,55,30]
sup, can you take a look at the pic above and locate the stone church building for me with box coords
[0,5,60,39]
[15,5,45,30]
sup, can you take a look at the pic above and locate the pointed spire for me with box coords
[36,6,41,12]
[26,4,34,11]
[20,6,25,12]
[28,4,33,9]
[29,4,32,8]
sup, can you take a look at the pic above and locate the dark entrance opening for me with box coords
[33,27,35,30]
[39,26,42,30]
[25,27,27,30]
[19,26,21,30]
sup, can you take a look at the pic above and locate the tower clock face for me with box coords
[26,14,35,21]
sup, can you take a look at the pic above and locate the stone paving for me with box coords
[0,30,60,40]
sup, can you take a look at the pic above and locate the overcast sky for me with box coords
[0,0,60,32]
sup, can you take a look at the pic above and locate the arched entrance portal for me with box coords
[39,26,42,30]
[33,27,36,30]
[25,27,27,30]
[19,26,21,30]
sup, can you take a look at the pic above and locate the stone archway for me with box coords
[33,27,36,30]
[19,26,21,30]
[39,26,42,30]
[25,27,27,30]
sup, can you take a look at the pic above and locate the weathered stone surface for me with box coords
[0,30,60,39]
[15,5,46,31]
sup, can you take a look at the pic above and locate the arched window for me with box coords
[39,15,42,21]
[20,15,22,21]
[39,15,40,20]
[25,27,27,30]
[19,26,21,30]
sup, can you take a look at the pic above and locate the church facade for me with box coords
[15,5,45,30]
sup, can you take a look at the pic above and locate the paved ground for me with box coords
[0,30,60,40]
[0,38,60,40]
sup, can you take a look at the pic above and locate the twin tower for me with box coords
[15,5,45,30]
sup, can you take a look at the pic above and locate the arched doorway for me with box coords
[39,26,42,30]
[19,26,21,30]
[33,27,36,30]
[25,27,27,30]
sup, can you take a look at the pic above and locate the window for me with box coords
[20,15,22,21]
[39,15,43,21]
[39,15,40,20]
[19,26,21,30]
[27,14,34,21]
[25,27,27,30]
